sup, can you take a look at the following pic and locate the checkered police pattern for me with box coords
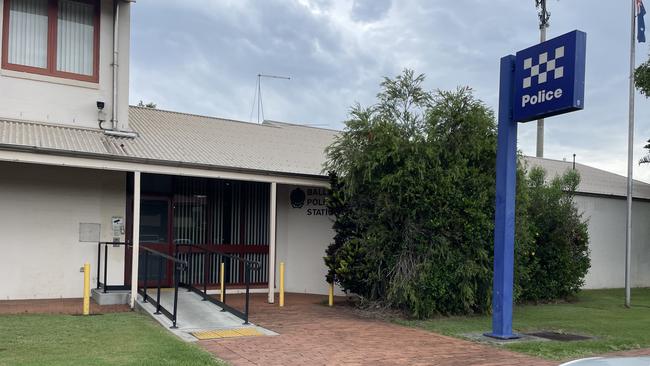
[522,46,565,89]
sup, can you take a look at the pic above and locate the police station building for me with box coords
[0,0,346,307]
[0,104,340,302]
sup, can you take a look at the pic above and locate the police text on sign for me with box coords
[513,30,586,122]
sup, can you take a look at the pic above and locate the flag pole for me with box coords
[625,0,637,309]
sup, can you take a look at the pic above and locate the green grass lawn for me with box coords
[0,312,225,366]
[397,288,650,361]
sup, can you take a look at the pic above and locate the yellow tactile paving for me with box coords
[234,328,264,337]
[192,327,263,340]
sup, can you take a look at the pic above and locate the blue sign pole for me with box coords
[488,55,518,340]
[487,30,586,340]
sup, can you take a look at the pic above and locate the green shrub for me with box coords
[517,167,590,301]
[324,70,590,317]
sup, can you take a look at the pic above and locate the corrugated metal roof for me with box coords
[1,107,648,199]
[0,106,337,177]
[523,156,650,200]
[0,119,130,156]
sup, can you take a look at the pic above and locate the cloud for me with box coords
[350,0,392,23]
[129,0,650,182]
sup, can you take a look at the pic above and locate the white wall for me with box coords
[0,161,126,299]
[577,195,650,289]
[0,0,131,130]
[273,186,650,293]
[275,184,343,295]
[273,187,650,293]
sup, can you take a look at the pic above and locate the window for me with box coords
[2,0,99,82]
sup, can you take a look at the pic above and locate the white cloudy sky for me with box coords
[129,0,650,182]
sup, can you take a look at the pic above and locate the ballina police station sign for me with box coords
[290,187,331,216]
[514,30,586,122]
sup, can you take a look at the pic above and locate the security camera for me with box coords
[97,101,108,129]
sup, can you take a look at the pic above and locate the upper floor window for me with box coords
[2,0,99,82]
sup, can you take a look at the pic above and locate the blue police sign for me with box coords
[488,30,587,340]
[513,30,586,122]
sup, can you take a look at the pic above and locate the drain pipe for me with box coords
[106,0,137,139]
[111,0,120,131]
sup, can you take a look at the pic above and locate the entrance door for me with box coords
[138,197,173,287]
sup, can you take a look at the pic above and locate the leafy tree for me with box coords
[640,140,650,164]
[635,61,650,164]
[519,167,590,300]
[635,60,650,98]
[325,69,590,317]
[325,70,498,316]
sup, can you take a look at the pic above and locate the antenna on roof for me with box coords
[573,154,576,170]
[249,74,291,124]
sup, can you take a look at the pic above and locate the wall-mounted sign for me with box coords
[513,30,586,122]
[112,216,124,237]
[290,187,331,216]
[290,188,306,208]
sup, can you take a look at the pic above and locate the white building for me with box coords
[0,0,338,309]
[0,0,648,314]
[525,157,650,289]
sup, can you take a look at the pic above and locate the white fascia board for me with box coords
[0,150,330,188]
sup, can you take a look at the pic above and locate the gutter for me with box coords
[0,143,330,183]
[573,191,650,203]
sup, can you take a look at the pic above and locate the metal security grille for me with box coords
[171,177,270,286]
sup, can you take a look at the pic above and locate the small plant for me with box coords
[137,100,157,109]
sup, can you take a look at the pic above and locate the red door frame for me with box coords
[122,174,272,289]
[124,195,174,288]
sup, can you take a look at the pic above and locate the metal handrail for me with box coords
[175,243,260,324]
[140,245,186,264]
[96,241,259,326]
[138,245,188,328]
[96,241,188,328]
[97,242,130,293]
[176,243,261,268]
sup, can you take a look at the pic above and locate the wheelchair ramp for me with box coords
[136,289,276,342]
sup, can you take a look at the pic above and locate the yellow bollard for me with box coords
[279,262,285,307]
[328,282,334,307]
[83,263,90,315]
[220,262,225,302]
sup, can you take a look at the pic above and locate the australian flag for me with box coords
[639,0,647,43]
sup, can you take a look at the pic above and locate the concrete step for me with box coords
[91,288,130,305]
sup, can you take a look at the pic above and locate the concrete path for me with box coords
[199,293,555,366]
[136,289,275,342]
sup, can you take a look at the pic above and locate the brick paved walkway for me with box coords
[199,293,554,366]
[0,298,130,315]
